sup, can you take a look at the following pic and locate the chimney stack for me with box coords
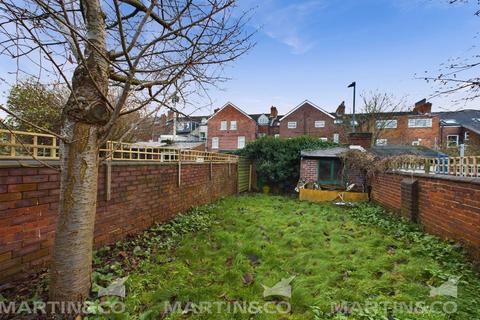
[336,101,346,116]
[349,132,373,149]
[413,99,432,114]
[213,108,220,113]
[270,106,278,118]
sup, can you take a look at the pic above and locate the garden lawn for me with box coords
[97,195,480,320]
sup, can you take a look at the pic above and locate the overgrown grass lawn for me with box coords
[100,195,480,319]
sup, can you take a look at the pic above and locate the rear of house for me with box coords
[206,103,257,152]
[279,100,339,142]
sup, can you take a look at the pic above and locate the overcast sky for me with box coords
[1,0,480,117]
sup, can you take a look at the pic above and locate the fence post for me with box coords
[9,133,15,157]
[105,141,112,201]
[424,158,430,174]
[178,149,182,187]
[248,164,252,192]
[32,135,38,158]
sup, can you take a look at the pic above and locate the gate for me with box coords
[237,157,252,193]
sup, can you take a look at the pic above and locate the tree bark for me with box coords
[49,0,110,302]
[49,121,101,301]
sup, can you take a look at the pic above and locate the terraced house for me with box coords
[206,103,257,152]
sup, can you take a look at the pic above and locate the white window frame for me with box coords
[408,118,432,128]
[287,121,297,129]
[376,119,397,129]
[212,137,219,149]
[258,114,269,125]
[220,121,227,130]
[334,119,343,124]
[237,136,246,149]
[465,132,470,141]
[230,121,237,130]
[376,139,388,146]
[447,135,459,148]
[412,140,420,146]
[314,120,325,128]
[333,133,339,143]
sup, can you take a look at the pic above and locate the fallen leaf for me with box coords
[242,272,254,285]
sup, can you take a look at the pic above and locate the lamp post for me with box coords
[348,81,356,133]
[172,94,180,141]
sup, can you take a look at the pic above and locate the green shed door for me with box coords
[317,158,342,185]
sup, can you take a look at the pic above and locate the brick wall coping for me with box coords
[0,160,235,168]
[387,170,480,186]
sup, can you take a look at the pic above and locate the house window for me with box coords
[408,118,432,128]
[212,137,219,149]
[237,136,245,149]
[376,139,388,146]
[220,121,227,130]
[314,120,325,128]
[412,140,420,146]
[376,120,397,129]
[333,133,339,143]
[334,119,343,124]
[230,121,237,130]
[258,114,269,125]
[447,135,459,148]
[465,132,470,141]
[287,121,297,129]
[320,137,328,142]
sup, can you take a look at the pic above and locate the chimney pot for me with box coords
[413,99,432,114]
[270,106,278,118]
[348,132,373,149]
[336,101,346,116]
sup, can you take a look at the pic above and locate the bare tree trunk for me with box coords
[49,0,109,301]
[49,121,101,301]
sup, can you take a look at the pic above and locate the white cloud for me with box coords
[241,0,327,54]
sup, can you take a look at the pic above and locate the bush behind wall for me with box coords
[239,136,336,193]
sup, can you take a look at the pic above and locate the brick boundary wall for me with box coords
[0,162,237,283]
[371,172,480,261]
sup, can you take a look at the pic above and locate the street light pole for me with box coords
[348,81,356,133]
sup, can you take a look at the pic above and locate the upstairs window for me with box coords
[287,121,297,129]
[376,120,397,129]
[408,118,432,128]
[376,139,388,146]
[230,121,237,130]
[220,121,227,130]
[258,114,269,125]
[314,120,325,128]
[334,119,343,124]
[465,132,470,141]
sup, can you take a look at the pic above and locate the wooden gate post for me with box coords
[248,164,252,192]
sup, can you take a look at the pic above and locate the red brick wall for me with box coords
[207,104,257,151]
[279,103,337,140]
[372,115,441,148]
[0,163,237,283]
[300,159,318,182]
[371,172,480,260]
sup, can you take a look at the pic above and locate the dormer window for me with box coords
[258,114,269,125]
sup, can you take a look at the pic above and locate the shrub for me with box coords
[239,136,337,193]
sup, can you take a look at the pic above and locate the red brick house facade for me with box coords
[279,100,339,142]
[207,103,257,152]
